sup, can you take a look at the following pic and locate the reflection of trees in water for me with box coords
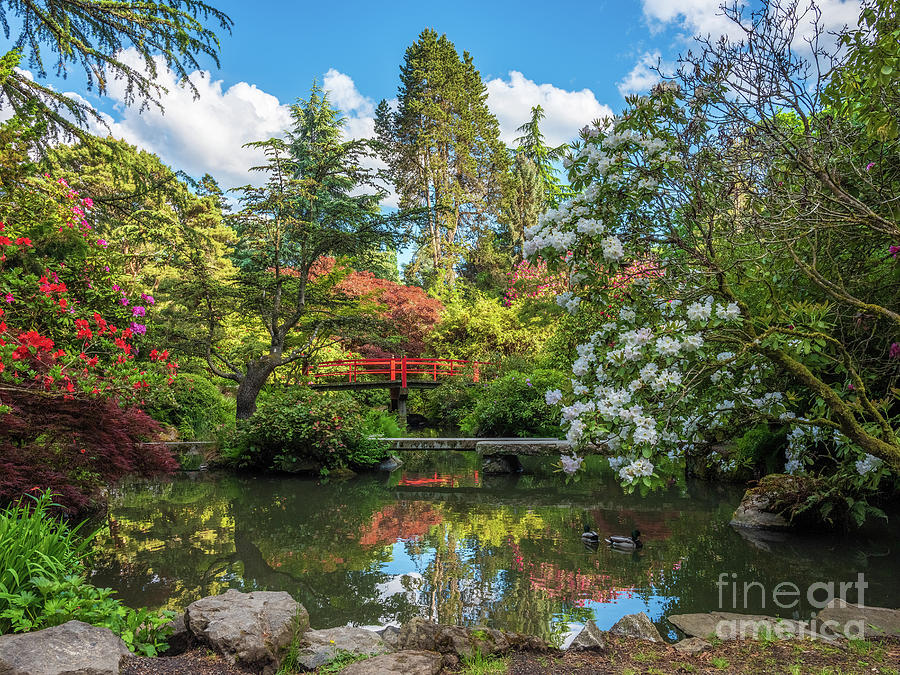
[92,474,900,639]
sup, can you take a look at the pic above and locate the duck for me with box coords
[605,529,643,550]
[581,525,600,543]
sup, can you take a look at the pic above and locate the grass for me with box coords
[318,651,373,673]
[711,656,731,670]
[460,650,508,675]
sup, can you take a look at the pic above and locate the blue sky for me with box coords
[14,0,862,193]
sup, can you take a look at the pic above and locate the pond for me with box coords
[89,454,900,642]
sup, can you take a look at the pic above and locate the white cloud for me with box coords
[642,0,747,40]
[485,71,613,148]
[641,0,860,46]
[95,48,291,189]
[617,51,675,96]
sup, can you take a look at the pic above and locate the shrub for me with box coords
[460,368,566,437]
[0,393,176,513]
[422,379,484,430]
[144,372,234,440]
[224,388,388,474]
[0,492,172,655]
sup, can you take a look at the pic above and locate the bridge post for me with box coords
[401,356,407,388]
[390,386,408,426]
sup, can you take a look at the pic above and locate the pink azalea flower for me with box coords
[890,343,900,359]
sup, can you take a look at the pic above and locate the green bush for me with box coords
[223,388,388,474]
[422,379,484,430]
[460,368,566,437]
[144,372,234,440]
[0,492,172,655]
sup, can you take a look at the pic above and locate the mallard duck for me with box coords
[605,529,643,550]
[581,525,600,542]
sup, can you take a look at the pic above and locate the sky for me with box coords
[14,0,863,195]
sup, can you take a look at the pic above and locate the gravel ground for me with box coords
[121,649,250,675]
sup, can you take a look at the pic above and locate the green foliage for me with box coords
[460,649,508,675]
[0,492,94,631]
[0,492,172,655]
[223,388,388,474]
[512,104,570,208]
[422,379,484,430]
[364,408,403,438]
[501,153,544,258]
[144,373,234,440]
[0,574,174,656]
[734,425,788,477]
[461,368,566,437]
[426,290,554,362]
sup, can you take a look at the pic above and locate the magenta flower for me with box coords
[4,294,13,303]
[866,162,875,171]
[112,284,120,291]
[119,297,129,306]
[890,343,900,359]
[132,305,146,317]
[141,293,155,305]
[890,245,900,258]
[130,322,147,335]
[97,239,107,247]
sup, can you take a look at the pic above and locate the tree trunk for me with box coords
[235,359,275,420]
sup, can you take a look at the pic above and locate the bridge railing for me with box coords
[310,357,493,387]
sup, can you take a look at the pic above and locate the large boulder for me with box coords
[295,626,392,670]
[0,620,130,675]
[668,612,813,641]
[816,599,900,639]
[339,650,443,675]
[609,612,663,642]
[186,589,307,674]
[396,617,547,658]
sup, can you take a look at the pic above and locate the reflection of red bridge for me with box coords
[309,357,493,419]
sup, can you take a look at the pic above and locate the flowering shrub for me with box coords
[0,173,178,510]
[223,388,388,474]
[525,7,899,516]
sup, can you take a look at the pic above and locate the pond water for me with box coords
[89,454,900,641]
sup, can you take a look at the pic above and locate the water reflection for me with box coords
[89,459,900,641]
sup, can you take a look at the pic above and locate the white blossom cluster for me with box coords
[855,453,883,476]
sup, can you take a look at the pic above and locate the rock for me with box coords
[729,479,795,531]
[0,620,130,675]
[378,455,403,472]
[396,617,548,657]
[668,612,813,641]
[339,650,443,675]
[609,612,663,642]
[379,625,401,650]
[186,589,307,674]
[295,626,391,670]
[480,455,523,474]
[567,620,607,651]
[159,612,191,656]
[816,599,900,639]
[673,637,711,654]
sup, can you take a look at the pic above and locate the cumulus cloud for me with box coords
[485,71,613,148]
[323,67,378,140]
[641,0,860,46]
[617,51,675,96]
[94,48,290,189]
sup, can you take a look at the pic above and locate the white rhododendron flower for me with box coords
[544,389,563,406]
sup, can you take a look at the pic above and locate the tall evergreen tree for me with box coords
[513,105,568,208]
[500,153,544,259]
[182,84,400,418]
[375,29,507,282]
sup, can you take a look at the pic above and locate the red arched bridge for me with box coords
[308,357,493,418]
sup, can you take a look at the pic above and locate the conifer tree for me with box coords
[375,29,507,282]
[513,105,569,208]
[500,153,544,259]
